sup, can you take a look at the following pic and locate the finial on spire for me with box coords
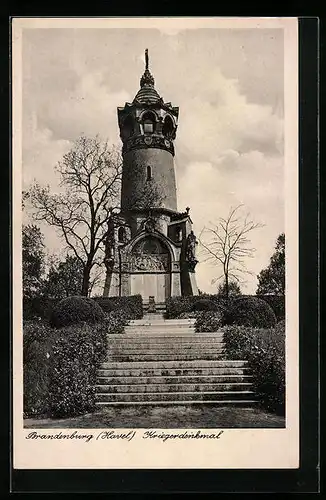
[140,49,155,87]
[145,48,149,70]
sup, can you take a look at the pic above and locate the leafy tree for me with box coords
[256,233,285,295]
[199,205,264,298]
[29,135,122,297]
[22,224,45,298]
[217,280,241,297]
[43,255,84,298]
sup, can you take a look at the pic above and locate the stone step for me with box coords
[108,334,224,346]
[142,313,166,318]
[108,334,224,341]
[109,353,225,362]
[142,311,166,317]
[129,319,195,325]
[124,328,196,334]
[95,382,252,393]
[100,360,248,369]
[107,340,224,347]
[98,366,250,377]
[108,346,225,354]
[109,344,225,353]
[96,374,252,385]
[126,321,194,326]
[95,400,257,407]
[95,391,255,403]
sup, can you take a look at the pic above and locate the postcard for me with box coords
[12,16,299,469]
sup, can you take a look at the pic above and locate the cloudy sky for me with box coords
[21,21,285,294]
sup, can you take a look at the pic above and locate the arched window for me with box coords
[162,115,174,139]
[142,112,156,134]
[118,226,126,243]
[146,165,152,181]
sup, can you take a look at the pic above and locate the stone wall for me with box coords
[121,148,177,212]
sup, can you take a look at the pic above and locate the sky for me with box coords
[21,23,285,294]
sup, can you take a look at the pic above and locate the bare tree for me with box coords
[199,205,264,298]
[128,178,166,214]
[29,135,122,297]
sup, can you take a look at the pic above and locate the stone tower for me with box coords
[103,50,199,304]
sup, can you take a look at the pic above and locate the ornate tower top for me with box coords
[139,48,154,87]
[134,49,160,104]
[117,49,179,157]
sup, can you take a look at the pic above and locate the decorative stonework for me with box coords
[185,230,199,273]
[130,253,169,272]
[121,261,130,272]
[172,261,180,271]
[123,134,175,156]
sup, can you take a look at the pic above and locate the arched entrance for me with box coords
[130,236,171,303]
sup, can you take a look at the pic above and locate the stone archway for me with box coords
[129,236,171,303]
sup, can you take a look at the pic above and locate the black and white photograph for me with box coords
[12,17,299,470]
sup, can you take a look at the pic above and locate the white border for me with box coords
[12,17,299,469]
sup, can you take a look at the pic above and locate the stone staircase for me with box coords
[95,314,256,406]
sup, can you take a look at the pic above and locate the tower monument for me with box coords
[103,50,199,304]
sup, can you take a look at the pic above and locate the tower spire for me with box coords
[145,48,149,71]
[140,48,154,88]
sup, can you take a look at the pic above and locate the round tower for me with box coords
[117,49,179,213]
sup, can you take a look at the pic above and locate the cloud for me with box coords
[35,71,131,143]
[22,113,71,189]
[176,67,283,164]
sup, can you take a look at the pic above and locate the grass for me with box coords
[24,405,285,429]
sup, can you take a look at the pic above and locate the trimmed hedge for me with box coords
[257,295,285,321]
[192,298,217,312]
[166,294,283,321]
[23,296,61,321]
[23,320,55,417]
[105,310,130,334]
[223,323,285,415]
[50,296,105,328]
[93,295,143,319]
[23,311,129,418]
[165,295,226,319]
[24,294,144,321]
[48,322,108,418]
[224,296,277,328]
[195,311,223,332]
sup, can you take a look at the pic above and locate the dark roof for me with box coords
[133,85,162,105]
[133,68,162,105]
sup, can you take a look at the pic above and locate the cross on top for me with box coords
[145,48,149,70]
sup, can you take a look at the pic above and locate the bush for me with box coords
[177,311,197,319]
[165,296,193,318]
[224,296,277,328]
[93,295,143,319]
[165,294,281,323]
[165,295,227,319]
[23,319,55,417]
[48,322,108,418]
[192,298,216,312]
[23,296,61,321]
[223,323,285,414]
[195,311,224,332]
[106,310,130,334]
[257,295,285,322]
[50,296,105,328]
